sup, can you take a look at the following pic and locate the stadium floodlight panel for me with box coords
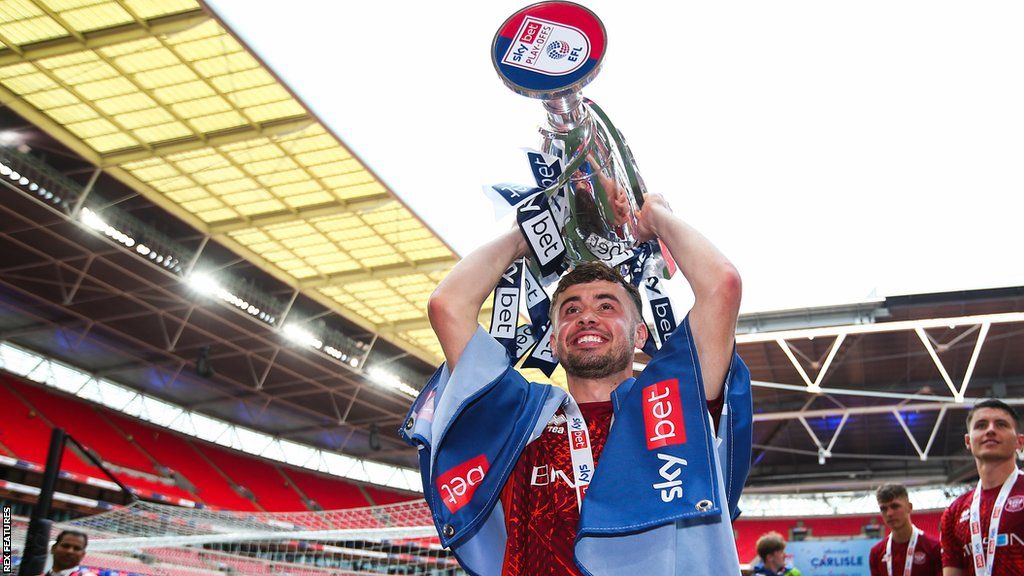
[366,366,418,398]
[283,323,324,350]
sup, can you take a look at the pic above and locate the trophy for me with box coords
[491,1,647,269]
[487,2,677,373]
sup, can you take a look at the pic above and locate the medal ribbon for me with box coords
[885,525,920,576]
[562,397,595,512]
[969,468,1021,576]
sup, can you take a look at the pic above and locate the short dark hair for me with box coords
[549,262,643,323]
[54,530,88,548]
[966,399,1020,431]
[876,483,909,503]
[756,531,786,559]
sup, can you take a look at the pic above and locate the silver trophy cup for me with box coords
[492,1,647,267]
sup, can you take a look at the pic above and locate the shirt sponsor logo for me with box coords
[436,454,488,513]
[530,464,575,488]
[500,16,590,76]
[643,379,687,449]
[962,533,1023,557]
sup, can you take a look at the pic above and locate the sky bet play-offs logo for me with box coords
[501,16,590,76]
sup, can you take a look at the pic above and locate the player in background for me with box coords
[941,399,1024,576]
[869,483,941,576]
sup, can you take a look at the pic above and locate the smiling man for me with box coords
[402,194,751,575]
[42,531,94,576]
[869,484,941,576]
[940,399,1024,576]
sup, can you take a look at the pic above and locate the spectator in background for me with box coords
[42,530,95,576]
[752,531,802,576]
[869,484,941,576]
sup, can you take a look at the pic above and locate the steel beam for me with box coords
[207,194,395,235]
[300,256,454,289]
[0,9,209,67]
[754,397,1024,422]
[100,115,314,166]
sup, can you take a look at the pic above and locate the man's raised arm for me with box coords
[427,228,528,370]
[636,195,742,400]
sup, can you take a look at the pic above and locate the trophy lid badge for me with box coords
[492,1,607,100]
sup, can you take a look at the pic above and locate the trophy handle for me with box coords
[585,98,646,210]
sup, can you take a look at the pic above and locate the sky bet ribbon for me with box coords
[481,182,542,220]
[517,191,567,279]
[522,320,558,376]
[641,248,679,357]
[518,261,559,375]
[488,259,525,361]
[623,241,678,357]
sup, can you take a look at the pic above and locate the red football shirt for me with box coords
[868,531,942,576]
[941,473,1024,575]
[499,394,724,575]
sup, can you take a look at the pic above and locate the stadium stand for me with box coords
[194,443,308,512]
[279,466,373,509]
[5,375,156,472]
[0,371,417,513]
[101,411,262,511]
[365,484,420,506]
[0,375,100,477]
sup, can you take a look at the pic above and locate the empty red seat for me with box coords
[104,412,259,511]
[195,443,307,511]
[281,467,372,509]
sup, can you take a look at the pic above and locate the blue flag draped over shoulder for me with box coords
[399,318,753,576]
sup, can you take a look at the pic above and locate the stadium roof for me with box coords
[0,0,456,365]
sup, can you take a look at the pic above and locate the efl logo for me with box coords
[436,455,488,513]
[643,379,687,450]
[570,429,589,450]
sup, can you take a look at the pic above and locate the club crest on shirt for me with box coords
[960,509,970,522]
[914,551,926,564]
[1006,495,1024,513]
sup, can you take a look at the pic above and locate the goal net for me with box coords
[16,500,462,576]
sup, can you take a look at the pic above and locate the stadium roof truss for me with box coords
[0,0,457,365]
[737,312,1024,464]
[727,295,1024,490]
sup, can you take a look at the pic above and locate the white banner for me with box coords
[786,538,873,576]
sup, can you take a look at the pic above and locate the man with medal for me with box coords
[941,399,1024,575]
[869,484,941,576]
